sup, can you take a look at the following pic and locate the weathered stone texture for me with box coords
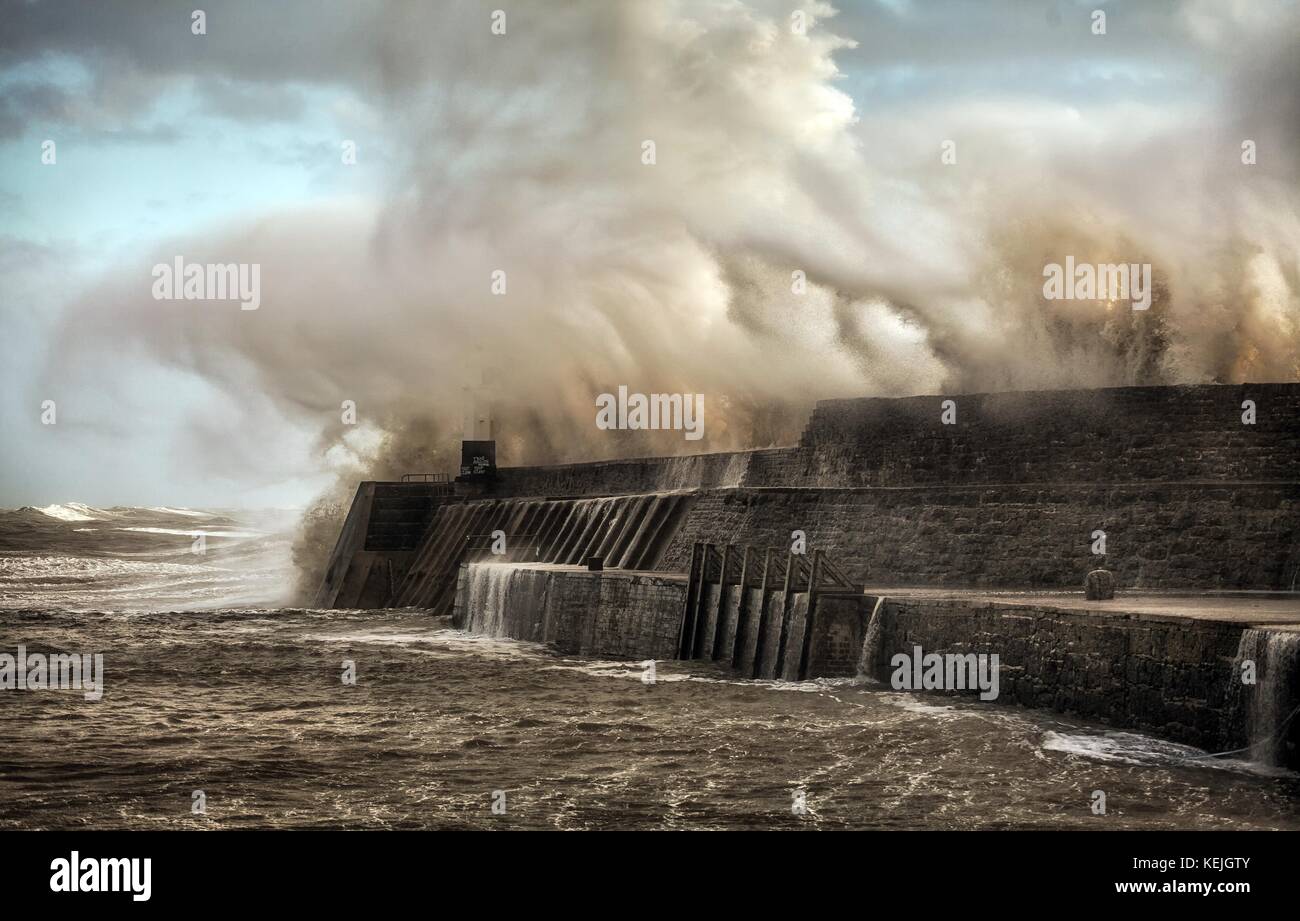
[660,484,1300,589]
[486,384,1300,498]
[793,384,1300,487]
[867,598,1248,753]
[1085,569,1116,600]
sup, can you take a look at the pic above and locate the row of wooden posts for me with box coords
[678,542,856,680]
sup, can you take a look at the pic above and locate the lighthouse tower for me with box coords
[458,385,496,480]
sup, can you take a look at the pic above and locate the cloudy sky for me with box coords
[1,0,1297,509]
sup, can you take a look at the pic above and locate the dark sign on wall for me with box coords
[459,440,497,479]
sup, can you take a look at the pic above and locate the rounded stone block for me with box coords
[1085,569,1116,600]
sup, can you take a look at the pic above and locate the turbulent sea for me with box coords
[2,504,1299,830]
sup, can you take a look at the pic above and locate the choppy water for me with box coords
[2,505,1299,830]
[0,504,295,612]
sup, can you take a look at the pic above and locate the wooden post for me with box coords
[678,542,702,658]
[711,544,733,660]
[752,549,774,678]
[798,550,824,680]
[774,550,796,678]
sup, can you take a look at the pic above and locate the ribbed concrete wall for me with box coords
[396,493,696,612]
[313,482,451,608]
[452,562,866,678]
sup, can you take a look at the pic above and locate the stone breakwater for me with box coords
[491,383,1300,495]
[452,564,1300,767]
[861,597,1300,762]
[319,383,1300,765]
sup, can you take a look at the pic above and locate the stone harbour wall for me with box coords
[484,384,1300,498]
[659,483,1300,590]
[791,383,1300,487]
[454,564,688,660]
[864,597,1252,756]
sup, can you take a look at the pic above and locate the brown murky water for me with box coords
[3,607,1299,830]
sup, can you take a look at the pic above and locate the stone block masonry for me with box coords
[792,383,1300,487]
[452,563,1300,766]
[461,383,1300,592]
[455,564,687,660]
[482,384,1300,498]
[862,597,1296,762]
[453,562,866,676]
[660,484,1300,590]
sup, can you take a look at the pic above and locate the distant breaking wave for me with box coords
[0,503,298,612]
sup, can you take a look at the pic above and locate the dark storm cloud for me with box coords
[0,81,71,138]
[0,0,377,85]
[0,0,385,135]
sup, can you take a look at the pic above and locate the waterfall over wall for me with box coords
[855,595,888,681]
[398,491,696,613]
[1232,628,1300,765]
[460,563,550,641]
[456,563,687,659]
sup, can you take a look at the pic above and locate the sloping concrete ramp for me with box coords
[394,492,697,612]
[313,481,451,608]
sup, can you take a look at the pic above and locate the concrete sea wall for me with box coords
[453,562,865,678]
[487,384,1300,497]
[454,564,686,660]
[660,483,1300,590]
[861,597,1300,766]
[321,383,1299,606]
[863,598,1244,752]
[792,383,1300,487]
[451,565,1300,765]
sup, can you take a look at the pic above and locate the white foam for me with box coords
[33,503,106,522]
[118,527,263,538]
[145,506,215,518]
[1041,730,1294,777]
